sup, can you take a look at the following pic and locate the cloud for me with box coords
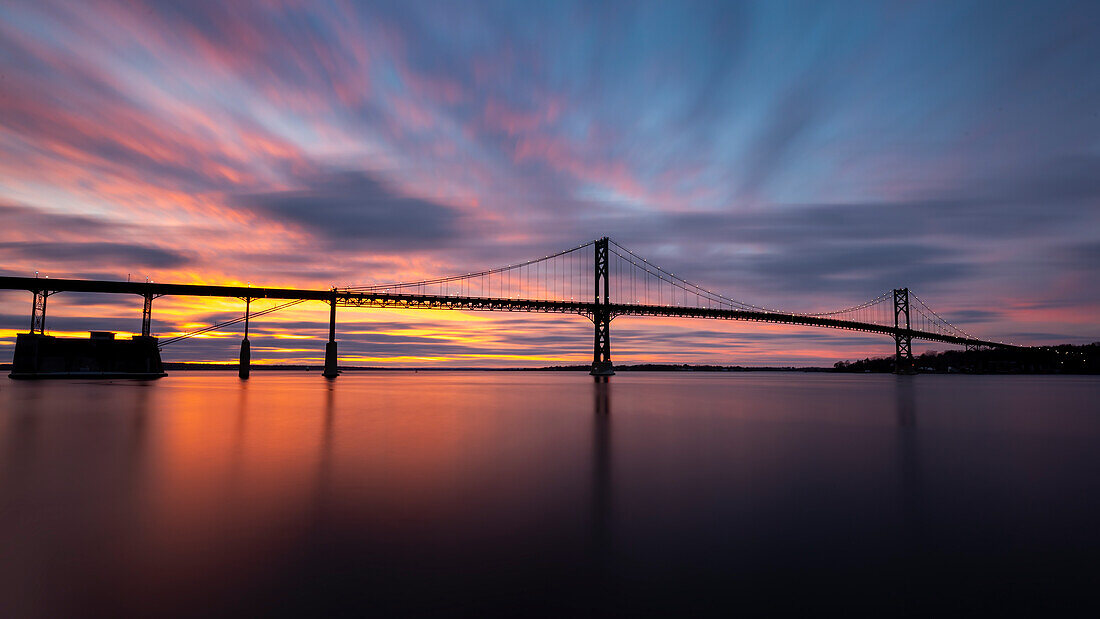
[238,170,466,249]
[946,309,1003,324]
[731,243,974,296]
[1054,241,1100,267]
[0,203,112,237]
[0,201,201,277]
[999,154,1100,206]
[0,312,143,335]
[738,80,824,200]
[0,242,191,269]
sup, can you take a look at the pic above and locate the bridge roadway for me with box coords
[0,276,1012,349]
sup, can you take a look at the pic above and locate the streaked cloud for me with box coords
[238,170,468,249]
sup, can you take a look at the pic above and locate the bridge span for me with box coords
[0,238,1016,377]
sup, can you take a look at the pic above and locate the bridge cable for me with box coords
[342,239,597,294]
[607,239,891,318]
[158,298,308,347]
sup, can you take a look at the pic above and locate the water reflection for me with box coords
[591,377,612,575]
[0,380,160,617]
[231,377,248,477]
[2,372,1100,615]
[312,383,336,527]
[894,376,924,562]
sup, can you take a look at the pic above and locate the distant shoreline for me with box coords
[153,363,835,372]
[3,342,1095,375]
[2,361,831,372]
[0,362,1088,375]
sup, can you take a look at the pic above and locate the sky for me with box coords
[1,0,1098,367]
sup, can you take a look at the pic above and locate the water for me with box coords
[2,371,1099,616]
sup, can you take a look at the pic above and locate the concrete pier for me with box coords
[9,332,166,379]
[239,338,250,379]
[323,341,339,378]
[239,297,251,379]
[590,360,615,376]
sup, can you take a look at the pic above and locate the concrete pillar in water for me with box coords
[323,296,339,378]
[239,339,251,379]
[239,297,251,379]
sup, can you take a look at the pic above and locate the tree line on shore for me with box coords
[833,343,1100,374]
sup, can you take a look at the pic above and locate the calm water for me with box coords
[2,371,1100,616]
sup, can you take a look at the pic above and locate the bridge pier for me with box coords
[893,288,914,374]
[590,237,615,376]
[323,296,339,378]
[239,297,251,379]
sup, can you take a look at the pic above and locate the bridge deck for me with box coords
[0,276,1012,349]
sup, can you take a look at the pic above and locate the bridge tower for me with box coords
[591,237,614,376]
[893,288,914,374]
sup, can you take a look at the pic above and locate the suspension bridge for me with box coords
[1,237,1016,378]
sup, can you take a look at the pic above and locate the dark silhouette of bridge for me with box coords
[0,237,1016,377]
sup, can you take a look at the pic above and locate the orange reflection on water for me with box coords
[130,372,595,580]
